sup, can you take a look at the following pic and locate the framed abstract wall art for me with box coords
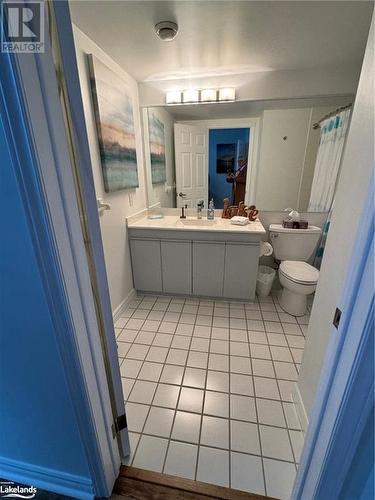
[88,54,139,191]
[148,111,167,184]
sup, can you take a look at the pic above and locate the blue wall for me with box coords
[208,128,249,208]
[0,116,92,495]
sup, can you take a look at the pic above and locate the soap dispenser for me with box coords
[207,199,215,220]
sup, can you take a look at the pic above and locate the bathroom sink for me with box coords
[178,218,217,227]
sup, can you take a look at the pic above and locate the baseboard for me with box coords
[112,288,137,323]
[0,457,94,500]
[293,384,309,432]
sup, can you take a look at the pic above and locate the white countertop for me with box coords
[127,214,266,235]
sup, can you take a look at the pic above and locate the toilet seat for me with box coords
[279,260,319,285]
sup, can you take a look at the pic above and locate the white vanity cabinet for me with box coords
[127,215,265,300]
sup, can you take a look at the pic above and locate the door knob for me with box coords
[178,192,187,198]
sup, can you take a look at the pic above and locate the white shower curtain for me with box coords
[308,108,351,212]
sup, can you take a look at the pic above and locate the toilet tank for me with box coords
[269,224,322,261]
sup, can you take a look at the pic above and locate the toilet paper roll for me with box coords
[259,241,273,257]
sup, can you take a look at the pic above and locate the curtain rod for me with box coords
[313,103,352,129]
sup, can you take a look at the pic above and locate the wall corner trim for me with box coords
[293,384,309,432]
[0,457,94,500]
[113,288,137,323]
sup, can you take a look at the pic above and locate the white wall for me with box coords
[255,106,340,211]
[73,26,147,313]
[142,107,176,208]
[298,15,374,418]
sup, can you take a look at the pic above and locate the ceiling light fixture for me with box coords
[200,89,217,102]
[218,87,236,101]
[155,21,179,41]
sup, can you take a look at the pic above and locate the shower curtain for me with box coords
[308,108,351,212]
[309,107,351,268]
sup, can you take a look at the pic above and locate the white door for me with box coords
[174,124,208,208]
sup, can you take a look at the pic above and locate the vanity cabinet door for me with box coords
[223,243,259,300]
[161,241,192,294]
[193,241,225,297]
[130,238,162,292]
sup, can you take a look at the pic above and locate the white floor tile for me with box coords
[171,411,201,444]
[128,380,157,404]
[250,343,271,359]
[204,391,229,417]
[120,359,142,379]
[179,313,196,324]
[135,331,155,345]
[126,318,145,330]
[260,425,294,461]
[210,339,229,354]
[117,342,132,358]
[267,333,288,347]
[286,335,305,349]
[193,325,211,338]
[183,367,207,389]
[252,358,276,378]
[264,321,284,333]
[152,333,173,347]
[121,377,134,401]
[190,337,210,352]
[164,312,181,322]
[138,362,163,382]
[124,431,140,465]
[282,322,303,335]
[253,377,280,400]
[164,441,198,480]
[262,311,280,322]
[230,341,250,357]
[256,398,286,427]
[291,348,303,364]
[212,317,229,328]
[230,318,247,330]
[196,315,212,326]
[126,344,149,361]
[166,348,188,366]
[231,420,260,455]
[196,447,229,487]
[159,364,184,385]
[153,383,180,408]
[248,331,268,345]
[200,415,229,449]
[175,323,194,336]
[143,406,174,438]
[158,321,177,334]
[171,335,191,350]
[146,311,164,321]
[206,370,229,392]
[247,319,265,332]
[146,346,169,363]
[187,351,208,369]
[283,402,302,430]
[231,373,254,396]
[117,329,138,342]
[278,380,296,402]
[208,353,229,371]
[178,387,204,413]
[231,452,265,495]
[278,312,298,324]
[230,394,257,422]
[263,458,296,500]
[230,329,248,342]
[125,402,149,432]
[132,435,168,472]
[211,327,230,340]
[230,356,252,375]
[270,345,293,362]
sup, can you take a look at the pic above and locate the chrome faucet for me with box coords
[197,200,204,219]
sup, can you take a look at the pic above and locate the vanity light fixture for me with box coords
[218,87,236,101]
[200,88,217,102]
[166,90,182,104]
[182,89,200,103]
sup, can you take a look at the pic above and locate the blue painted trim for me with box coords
[0,25,107,500]
[0,457,94,500]
[293,176,375,499]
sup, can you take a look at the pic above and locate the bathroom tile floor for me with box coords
[115,291,312,500]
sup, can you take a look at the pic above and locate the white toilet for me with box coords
[269,224,322,316]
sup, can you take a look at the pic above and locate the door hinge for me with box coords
[112,413,127,438]
[333,307,342,329]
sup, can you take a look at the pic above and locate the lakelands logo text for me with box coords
[1,0,44,53]
[0,481,37,499]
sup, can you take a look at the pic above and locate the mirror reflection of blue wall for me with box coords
[209,128,250,208]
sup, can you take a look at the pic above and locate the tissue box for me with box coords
[282,219,309,229]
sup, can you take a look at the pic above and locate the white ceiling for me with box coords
[69,1,373,83]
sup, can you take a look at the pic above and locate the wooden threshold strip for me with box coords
[113,466,277,499]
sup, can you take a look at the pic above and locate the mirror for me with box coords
[142,95,352,212]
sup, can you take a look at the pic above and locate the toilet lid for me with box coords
[280,261,319,284]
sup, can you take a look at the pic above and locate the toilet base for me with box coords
[279,288,307,317]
